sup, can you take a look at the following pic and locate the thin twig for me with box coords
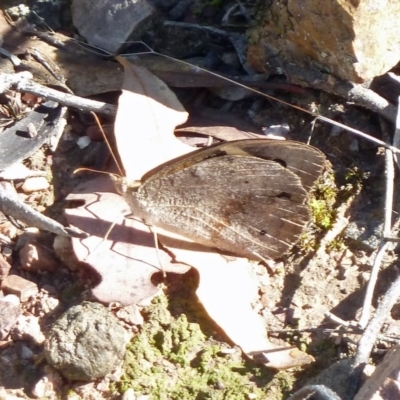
[358,121,395,329]
[324,311,351,327]
[393,95,400,166]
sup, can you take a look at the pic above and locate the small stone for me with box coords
[19,243,58,272]
[71,382,95,399]
[122,388,136,400]
[72,0,156,54]
[2,247,13,258]
[1,294,20,307]
[116,304,144,326]
[76,136,91,149]
[18,344,34,359]
[0,253,11,280]
[53,235,80,271]
[0,297,22,340]
[39,296,60,314]
[21,177,49,193]
[31,366,63,399]
[1,275,39,302]
[12,315,45,345]
[96,379,109,392]
[45,302,130,381]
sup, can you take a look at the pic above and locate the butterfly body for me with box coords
[122,139,326,262]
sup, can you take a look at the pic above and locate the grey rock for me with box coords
[0,297,21,340]
[44,302,130,381]
[72,0,156,54]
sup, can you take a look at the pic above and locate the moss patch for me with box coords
[115,289,289,399]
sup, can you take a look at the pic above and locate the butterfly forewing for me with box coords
[141,139,326,192]
[125,147,318,261]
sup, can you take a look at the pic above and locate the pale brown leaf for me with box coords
[115,56,190,180]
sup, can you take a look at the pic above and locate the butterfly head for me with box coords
[111,175,142,195]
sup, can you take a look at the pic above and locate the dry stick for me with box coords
[0,182,88,238]
[0,73,117,116]
[14,78,117,116]
[343,113,399,399]
[358,110,400,328]
[358,123,396,329]
[346,275,400,399]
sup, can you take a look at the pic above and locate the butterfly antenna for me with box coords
[90,111,125,177]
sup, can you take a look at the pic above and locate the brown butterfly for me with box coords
[120,139,326,262]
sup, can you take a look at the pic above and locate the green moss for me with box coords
[310,171,338,230]
[299,170,338,252]
[115,293,277,399]
[342,167,365,196]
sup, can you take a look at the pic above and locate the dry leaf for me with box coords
[65,176,190,306]
[115,56,190,180]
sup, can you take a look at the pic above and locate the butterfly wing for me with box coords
[141,139,326,191]
[215,140,326,191]
[126,148,318,261]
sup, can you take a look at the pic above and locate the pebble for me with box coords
[116,304,144,326]
[19,243,58,272]
[21,177,49,193]
[40,296,60,314]
[122,388,136,400]
[31,366,63,399]
[0,296,21,340]
[2,247,13,258]
[11,314,45,345]
[1,275,39,302]
[0,253,11,280]
[76,135,91,149]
